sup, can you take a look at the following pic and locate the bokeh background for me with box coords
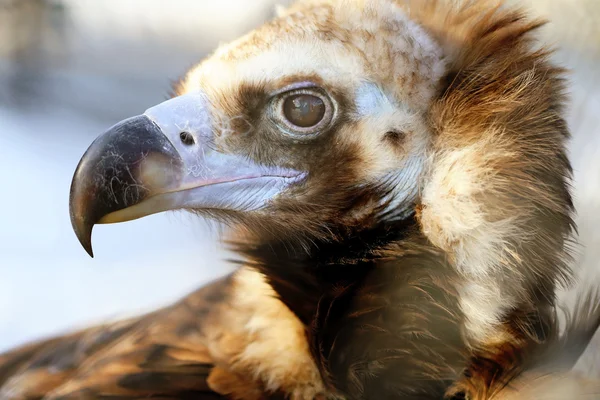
[0,0,281,350]
[0,0,598,370]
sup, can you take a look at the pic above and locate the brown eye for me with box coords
[271,86,334,138]
[283,94,326,128]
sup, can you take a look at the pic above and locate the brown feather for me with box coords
[0,277,233,399]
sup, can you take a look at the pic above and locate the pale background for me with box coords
[0,0,598,372]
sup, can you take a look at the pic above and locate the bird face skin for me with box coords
[68,0,578,399]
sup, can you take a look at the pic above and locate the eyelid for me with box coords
[281,88,327,98]
[270,81,321,97]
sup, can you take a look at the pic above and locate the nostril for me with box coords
[179,132,195,146]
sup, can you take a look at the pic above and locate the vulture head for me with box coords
[70,1,446,254]
[68,0,579,398]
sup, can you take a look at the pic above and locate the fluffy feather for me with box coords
[1,0,589,399]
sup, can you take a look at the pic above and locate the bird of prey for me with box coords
[2,0,599,399]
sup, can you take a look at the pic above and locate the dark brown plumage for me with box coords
[2,267,599,399]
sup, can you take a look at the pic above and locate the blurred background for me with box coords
[0,0,598,370]
[0,0,282,350]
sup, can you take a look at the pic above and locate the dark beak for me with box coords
[69,92,303,257]
[69,115,182,256]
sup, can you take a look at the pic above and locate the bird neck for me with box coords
[235,214,470,398]
[236,214,418,325]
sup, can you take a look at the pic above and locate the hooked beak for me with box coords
[69,92,304,257]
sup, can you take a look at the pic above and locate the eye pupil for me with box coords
[283,94,326,128]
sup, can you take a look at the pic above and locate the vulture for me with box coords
[2,0,599,398]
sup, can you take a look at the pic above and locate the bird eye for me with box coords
[283,94,325,128]
[271,86,334,138]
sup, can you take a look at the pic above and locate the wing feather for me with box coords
[0,277,234,399]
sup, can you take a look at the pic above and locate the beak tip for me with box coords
[72,219,95,258]
[70,206,95,258]
[83,241,95,258]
